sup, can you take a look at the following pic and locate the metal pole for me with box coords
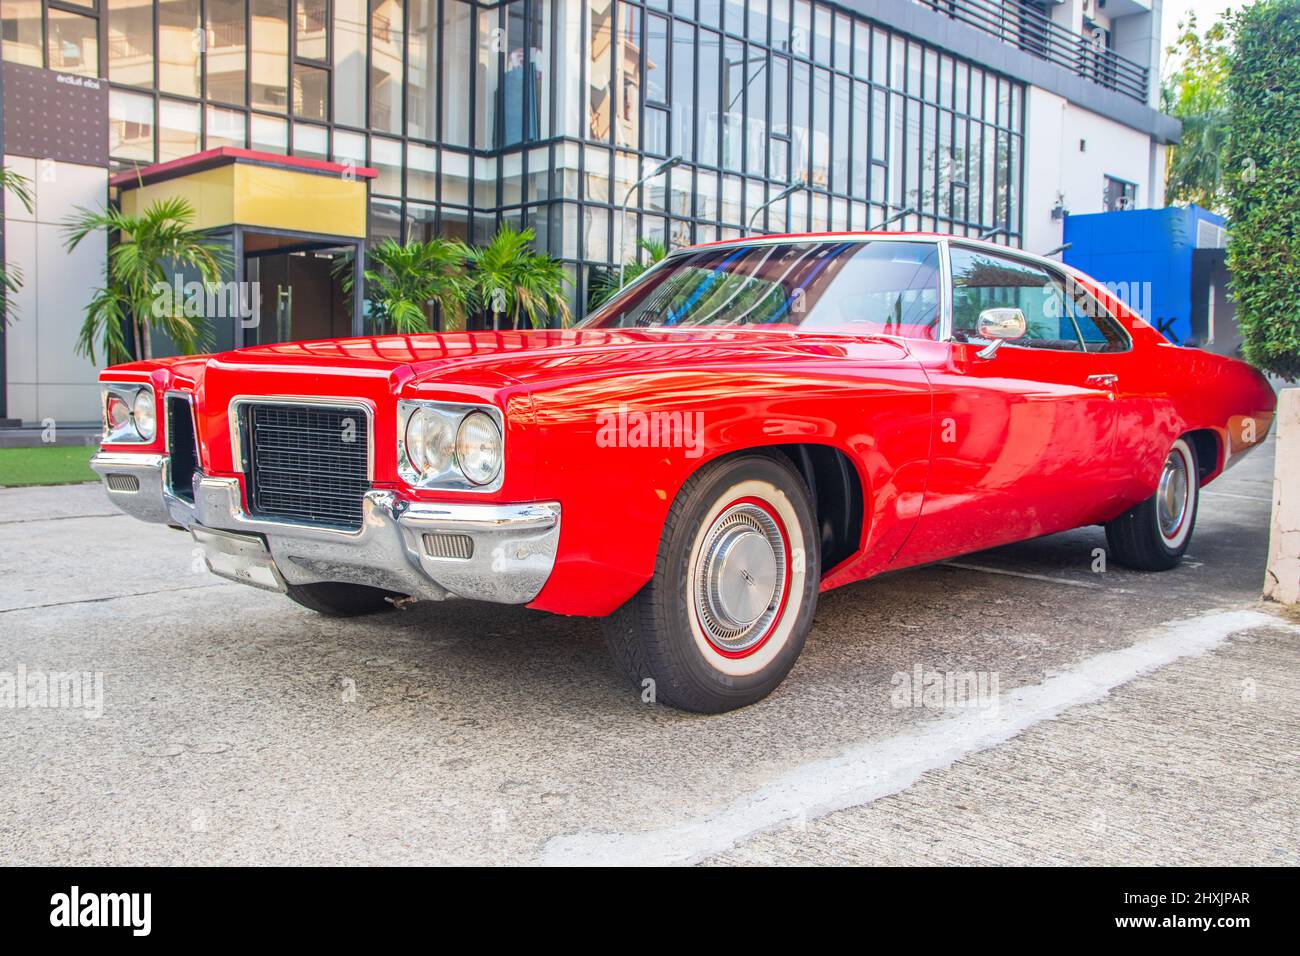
[618,156,683,289]
[745,180,806,236]
[353,240,366,335]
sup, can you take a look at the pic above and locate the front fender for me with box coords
[524,353,932,616]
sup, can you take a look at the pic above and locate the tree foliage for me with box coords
[363,237,470,333]
[587,238,668,309]
[1225,0,1300,380]
[462,223,571,329]
[61,207,571,364]
[1162,12,1232,212]
[64,197,228,364]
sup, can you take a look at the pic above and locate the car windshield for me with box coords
[581,240,942,339]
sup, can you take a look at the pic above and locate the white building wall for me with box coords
[1020,87,1161,254]
[4,154,107,425]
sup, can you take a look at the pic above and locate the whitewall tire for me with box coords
[602,454,820,713]
[1105,436,1200,571]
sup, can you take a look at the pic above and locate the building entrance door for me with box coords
[241,232,355,346]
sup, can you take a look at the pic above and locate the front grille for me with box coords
[242,402,370,530]
[106,474,139,492]
[166,395,199,502]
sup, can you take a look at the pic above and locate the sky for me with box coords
[1162,0,1238,36]
[1160,0,1239,72]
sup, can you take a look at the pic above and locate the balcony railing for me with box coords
[917,0,1149,103]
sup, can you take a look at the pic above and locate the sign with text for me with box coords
[3,62,108,168]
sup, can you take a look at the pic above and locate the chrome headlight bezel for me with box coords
[397,400,505,492]
[101,382,157,444]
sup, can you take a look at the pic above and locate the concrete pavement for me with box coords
[0,433,1295,865]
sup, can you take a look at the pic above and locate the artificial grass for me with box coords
[0,446,98,487]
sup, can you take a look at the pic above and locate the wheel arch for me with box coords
[767,443,866,574]
[1182,427,1223,485]
[678,441,868,579]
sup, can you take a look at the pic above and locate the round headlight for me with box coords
[106,393,131,433]
[456,412,502,486]
[404,407,453,479]
[132,388,156,440]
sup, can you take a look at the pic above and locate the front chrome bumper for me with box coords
[90,452,561,605]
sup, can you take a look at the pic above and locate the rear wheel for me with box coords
[284,581,401,617]
[1105,437,1199,571]
[602,454,820,713]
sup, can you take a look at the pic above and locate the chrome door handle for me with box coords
[1086,373,1118,387]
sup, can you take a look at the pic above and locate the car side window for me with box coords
[1063,277,1131,353]
[949,247,1082,352]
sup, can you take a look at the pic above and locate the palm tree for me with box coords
[64,197,228,364]
[588,237,668,308]
[463,223,571,330]
[363,237,470,334]
[1,168,35,326]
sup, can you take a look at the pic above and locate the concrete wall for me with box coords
[1022,86,1161,254]
[1265,389,1300,606]
[3,155,107,425]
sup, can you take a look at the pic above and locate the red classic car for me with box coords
[91,233,1276,712]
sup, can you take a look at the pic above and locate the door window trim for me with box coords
[1060,272,1134,353]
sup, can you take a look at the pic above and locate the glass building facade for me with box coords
[2,0,1025,321]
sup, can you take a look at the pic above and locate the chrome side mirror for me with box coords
[975,307,1027,359]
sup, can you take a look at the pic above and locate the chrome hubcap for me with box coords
[711,529,778,626]
[695,503,787,653]
[1157,450,1190,541]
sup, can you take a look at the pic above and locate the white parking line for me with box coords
[941,561,1102,588]
[541,608,1291,866]
[1203,490,1273,503]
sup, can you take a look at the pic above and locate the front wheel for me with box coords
[1105,437,1199,571]
[601,454,820,713]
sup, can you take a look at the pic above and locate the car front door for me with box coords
[895,243,1124,568]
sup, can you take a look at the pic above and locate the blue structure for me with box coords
[1063,206,1227,347]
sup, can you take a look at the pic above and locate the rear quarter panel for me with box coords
[1079,277,1276,511]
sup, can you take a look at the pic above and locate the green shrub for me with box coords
[1225,0,1300,381]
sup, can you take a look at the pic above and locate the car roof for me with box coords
[678,230,1081,277]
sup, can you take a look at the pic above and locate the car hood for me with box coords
[206,327,908,390]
